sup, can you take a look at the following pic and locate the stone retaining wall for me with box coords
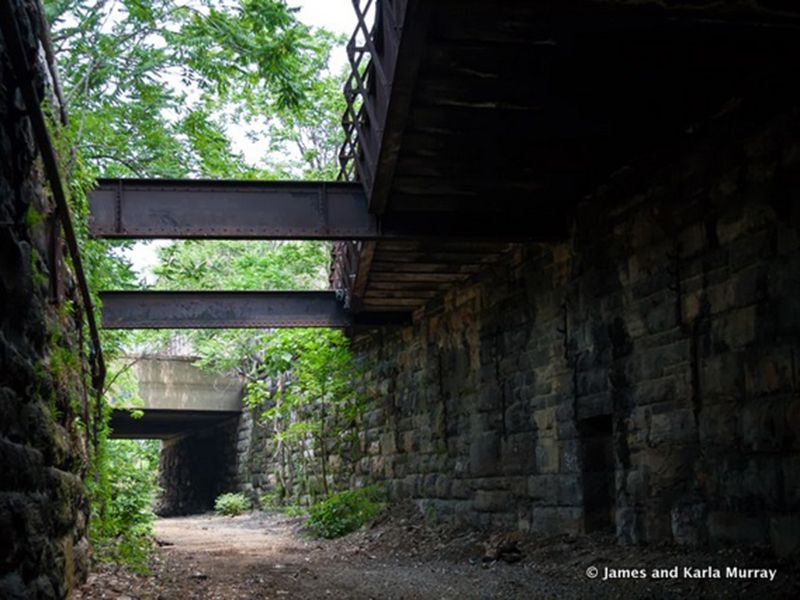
[348,108,800,553]
[232,108,800,554]
[1,1,93,595]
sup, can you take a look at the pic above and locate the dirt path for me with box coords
[72,507,800,599]
[73,511,549,599]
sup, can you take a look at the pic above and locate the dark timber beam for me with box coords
[88,179,567,241]
[367,0,432,214]
[99,291,410,329]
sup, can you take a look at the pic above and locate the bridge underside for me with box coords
[335,0,800,313]
[89,3,800,324]
[109,408,239,439]
[108,356,244,438]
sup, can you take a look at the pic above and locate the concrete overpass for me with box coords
[109,356,244,439]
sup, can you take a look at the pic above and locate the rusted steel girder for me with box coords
[99,291,410,329]
[89,179,375,240]
[88,178,566,241]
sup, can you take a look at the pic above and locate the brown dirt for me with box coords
[71,503,800,599]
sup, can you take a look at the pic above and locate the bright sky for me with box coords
[126,0,355,284]
[294,0,354,39]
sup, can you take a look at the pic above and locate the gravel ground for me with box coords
[71,504,800,599]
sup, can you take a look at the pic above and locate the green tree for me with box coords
[45,0,328,178]
[44,0,348,571]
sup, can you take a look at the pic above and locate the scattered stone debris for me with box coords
[483,532,523,564]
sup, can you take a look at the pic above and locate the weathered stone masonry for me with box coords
[344,109,800,553]
[1,2,92,597]
[229,111,800,553]
[229,109,800,555]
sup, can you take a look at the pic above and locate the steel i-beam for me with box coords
[88,179,567,241]
[99,291,410,329]
[89,179,375,240]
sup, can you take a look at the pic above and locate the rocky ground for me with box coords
[71,503,800,599]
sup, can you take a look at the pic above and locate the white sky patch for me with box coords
[125,0,355,283]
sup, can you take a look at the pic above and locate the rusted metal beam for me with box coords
[89,178,568,241]
[89,179,375,240]
[99,291,410,329]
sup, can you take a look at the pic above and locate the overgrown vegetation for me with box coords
[44,0,349,572]
[245,329,367,504]
[306,487,385,539]
[84,359,157,570]
[89,439,161,571]
[214,492,251,516]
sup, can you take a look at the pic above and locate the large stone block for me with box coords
[527,474,581,506]
[670,497,708,546]
[711,306,758,350]
[708,511,768,546]
[701,352,744,399]
[532,406,557,433]
[534,438,560,474]
[469,431,500,477]
[616,506,645,544]
[647,408,697,446]
[698,401,739,446]
[769,515,800,558]
[531,506,583,535]
[740,399,787,452]
[474,490,512,513]
[528,474,557,505]
[500,432,536,475]
[744,351,794,398]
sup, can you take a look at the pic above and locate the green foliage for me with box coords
[259,491,280,509]
[214,492,251,516]
[42,0,353,573]
[306,487,385,539]
[283,504,307,517]
[45,0,331,178]
[245,328,367,501]
[264,35,347,179]
[89,439,161,572]
[259,492,305,516]
[154,240,329,292]
[24,204,44,229]
[84,358,158,572]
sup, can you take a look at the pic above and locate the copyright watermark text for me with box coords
[585,566,777,582]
